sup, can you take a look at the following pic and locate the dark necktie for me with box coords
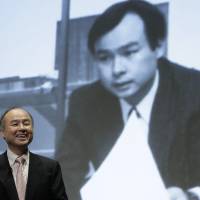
[128,107,141,119]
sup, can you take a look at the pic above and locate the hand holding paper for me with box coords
[81,111,170,200]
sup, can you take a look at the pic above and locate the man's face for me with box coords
[94,13,164,100]
[1,108,33,151]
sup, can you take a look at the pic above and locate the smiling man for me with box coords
[0,107,68,200]
[56,1,200,200]
[0,108,33,156]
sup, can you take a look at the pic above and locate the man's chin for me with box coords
[114,90,138,99]
[15,138,32,146]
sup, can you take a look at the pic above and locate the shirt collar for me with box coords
[119,70,159,124]
[137,70,159,124]
[7,147,29,167]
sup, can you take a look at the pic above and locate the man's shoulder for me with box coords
[0,152,9,182]
[0,152,5,158]
[67,81,120,117]
[30,152,59,167]
[69,81,115,104]
[70,81,105,97]
[159,58,200,83]
[0,152,7,163]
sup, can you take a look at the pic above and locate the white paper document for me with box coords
[81,111,170,200]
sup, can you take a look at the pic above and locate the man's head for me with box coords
[88,0,166,53]
[0,107,33,154]
[88,0,166,103]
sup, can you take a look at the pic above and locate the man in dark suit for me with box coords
[0,107,68,200]
[56,1,200,200]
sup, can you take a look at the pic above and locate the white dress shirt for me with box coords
[119,70,159,137]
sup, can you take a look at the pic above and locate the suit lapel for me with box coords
[92,86,124,168]
[0,152,19,200]
[25,153,42,200]
[148,61,181,181]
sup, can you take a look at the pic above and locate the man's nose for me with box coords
[18,123,26,130]
[112,55,126,77]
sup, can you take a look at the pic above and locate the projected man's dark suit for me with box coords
[57,58,200,200]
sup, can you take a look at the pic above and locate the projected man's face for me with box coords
[94,13,164,102]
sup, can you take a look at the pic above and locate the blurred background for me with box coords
[0,0,200,157]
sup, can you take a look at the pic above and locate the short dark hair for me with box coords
[0,107,34,130]
[88,0,167,53]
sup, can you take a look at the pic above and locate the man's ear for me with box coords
[155,40,166,59]
[0,130,5,139]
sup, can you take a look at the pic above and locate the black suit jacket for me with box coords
[0,152,68,200]
[56,58,200,200]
